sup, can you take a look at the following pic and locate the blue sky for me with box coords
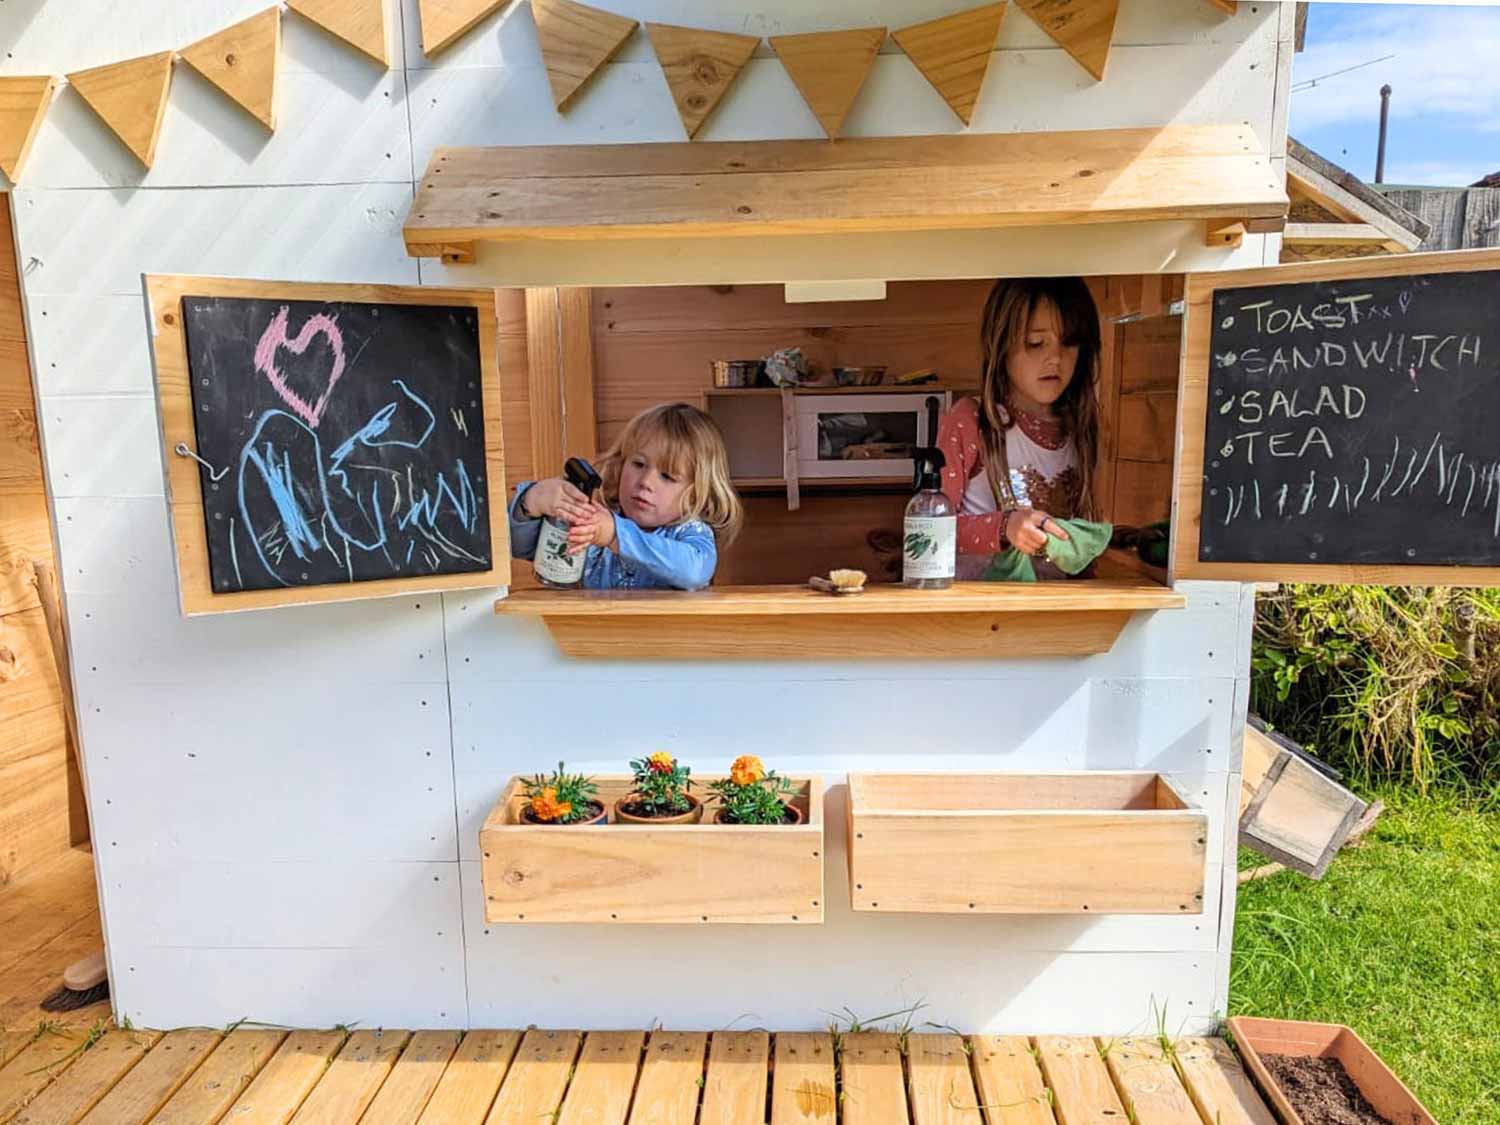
[1291,3,1497,186]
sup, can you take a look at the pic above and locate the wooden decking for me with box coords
[0,1023,1278,1124]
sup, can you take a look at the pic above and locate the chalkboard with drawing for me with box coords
[147,276,509,614]
[1191,259,1498,570]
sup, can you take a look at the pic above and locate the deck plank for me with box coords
[626,1031,707,1125]
[1173,1038,1277,1125]
[76,1028,220,1125]
[1033,1036,1128,1124]
[907,1033,982,1125]
[359,1030,462,1125]
[289,1028,409,1123]
[1101,1039,1200,1125]
[770,1032,836,1125]
[0,1028,90,1122]
[699,1031,769,1125]
[485,1029,583,1125]
[150,1028,285,1125]
[0,851,98,983]
[838,1032,908,1125]
[10,1028,160,1125]
[969,1036,1057,1125]
[557,1031,646,1125]
[0,915,110,1033]
[220,1028,346,1124]
[416,1030,522,1124]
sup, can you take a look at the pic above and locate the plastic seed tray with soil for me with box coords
[1262,1053,1396,1125]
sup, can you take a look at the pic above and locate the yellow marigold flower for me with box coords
[648,751,675,774]
[530,787,572,822]
[729,755,765,786]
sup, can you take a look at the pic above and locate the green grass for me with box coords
[1229,785,1500,1125]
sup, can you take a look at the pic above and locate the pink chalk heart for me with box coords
[253,306,347,429]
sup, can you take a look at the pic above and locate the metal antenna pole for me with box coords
[1376,83,1392,183]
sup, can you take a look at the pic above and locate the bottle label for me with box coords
[535,519,584,585]
[903,515,956,580]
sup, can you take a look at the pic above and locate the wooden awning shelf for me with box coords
[495,581,1186,660]
[405,125,1286,263]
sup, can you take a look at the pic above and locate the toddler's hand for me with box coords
[1005,508,1069,556]
[566,503,617,554]
[521,477,590,520]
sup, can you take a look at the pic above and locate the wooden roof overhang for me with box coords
[402,124,1287,267]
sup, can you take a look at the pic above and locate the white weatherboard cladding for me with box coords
[10,0,1287,1031]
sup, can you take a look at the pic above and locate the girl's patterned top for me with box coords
[936,396,1083,562]
[509,482,718,590]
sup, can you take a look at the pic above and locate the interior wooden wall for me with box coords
[1110,314,1181,529]
[0,196,74,884]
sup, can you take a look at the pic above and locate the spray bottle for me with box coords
[534,456,603,589]
[903,396,955,589]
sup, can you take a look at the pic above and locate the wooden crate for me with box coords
[480,775,824,923]
[846,772,1207,914]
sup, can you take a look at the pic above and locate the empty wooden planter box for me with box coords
[846,772,1207,914]
[481,775,824,923]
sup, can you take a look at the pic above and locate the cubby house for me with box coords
[8,0,1498,1078]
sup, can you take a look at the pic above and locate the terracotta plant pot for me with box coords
[714,803,804,826]
[1227,1016,1437,1125]
[520,800,607,826]
[614,794,704,825]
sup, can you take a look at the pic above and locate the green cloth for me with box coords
[980,517,1114,582]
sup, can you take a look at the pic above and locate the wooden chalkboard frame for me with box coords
[144,274,511,615]
[1172,247,1500,586]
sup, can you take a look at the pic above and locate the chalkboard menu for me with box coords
[181,296,492,593]
[1199,268,1496,566]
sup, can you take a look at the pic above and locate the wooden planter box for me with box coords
[846,772,1206,914]
[480,775,824,924]
[1227,1017,1437,1125]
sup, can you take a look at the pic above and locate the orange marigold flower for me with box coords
[729,755,765,786]
[530,787,572,822]
[648,751,675,774]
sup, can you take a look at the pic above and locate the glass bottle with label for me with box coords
[903,397,955,588]
[534,457,602,589]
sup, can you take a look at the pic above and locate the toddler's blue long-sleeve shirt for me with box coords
[508,482,718,591]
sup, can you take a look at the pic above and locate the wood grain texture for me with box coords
[179,6,281,131]
[906,1034,983,1124]
[417,1030,523,1124]
[1173,247,1500,584]
[558,287,597,462]
[892,4,1006,126]
[486,1030,582,1125]
[360,1030,461,1125]
[524,286,565,479]
[0,1027,92,1122]
[77,1029,221,1125]
[289,1029,409,1123]
[770,1033,835,1125]
[699,1032,768,1125]
[11,1029,161,1125]
[149,1028,286,1125]
[1013,0,1120,82]
[1241,753,1365,877]
[769,28,885,140]
[1033,1037,1127,1123]
[1172,1037,1277,1125]
[838,1033,908,1125]
[480,775,823,923]
[285,0,390,66]
[532,0,638,112]
[555,1031,644,1125]
[0,77,57,182]
[646,24,759,140]
[405,127,1286,252]
[847,771,1206,913]
[626,1032,706,1125]
[29,562,85,850]
[1101,1038,1201,1125]
[421,0,513,57]
[222,1029,347,1124]
[968,1037,1056,1125]
[66,51,174,169]
[143,274,511,614]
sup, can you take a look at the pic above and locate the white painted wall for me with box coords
[5,0,1294,1032]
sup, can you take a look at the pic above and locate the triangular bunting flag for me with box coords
[421,0,513,57]
[769,27,885,139]
[892,3,1005,126]
[67,51,174,169]
[1013,0,1119,82]
[646,23,758,139]
[533,0,638,112]
[0,76,58,182]
[285,0,389,68]
[179,6,281,131]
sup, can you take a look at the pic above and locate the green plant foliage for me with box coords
[708,758,796,825]
[523,761,600,823]
[1252,585,1500,788]
[627,752,693,816]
